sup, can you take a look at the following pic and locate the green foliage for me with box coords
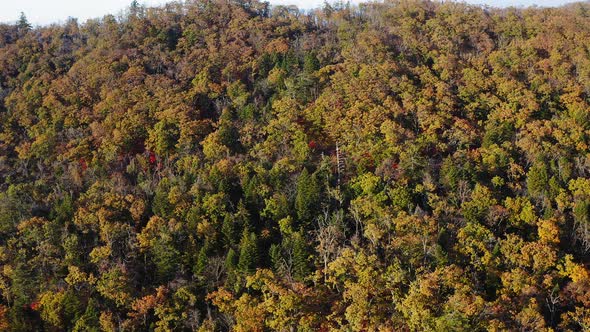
[483,121,514,148]
[152,178,173,217]
[388,184,413,212]
[291,232,311,281]
[295,168,320,227]
[148,119,180,156]
[152,236,181,281]
[303,53,320,73]
[222,214,239,246]
[195,246,208,276]
[72,299,100,332]
[238,231,258,274]
[462,184,497,224]
[39,290,83,330]
[527,162,549,198]
[17,12,31,31]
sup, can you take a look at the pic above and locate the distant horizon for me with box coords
[0,0,585,26]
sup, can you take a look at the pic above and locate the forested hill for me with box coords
[1,0,590,330]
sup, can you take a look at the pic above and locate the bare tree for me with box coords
[315,208,345,283]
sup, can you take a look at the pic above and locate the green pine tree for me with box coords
[527,162,549,199]
[195,247,208,276]
[222,214,238,247]
[72,299,100,332]
[226,248,238,271]
[238,231,258,274]
[269,244,282,273]
[295,168,320,227]
[292,232,310,281]
[152,238,180,282]
[303,52,320,73]
[17,12,31,31]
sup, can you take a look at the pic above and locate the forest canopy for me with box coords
[1,0,590,330]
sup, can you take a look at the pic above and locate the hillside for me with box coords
[1,0,590,330]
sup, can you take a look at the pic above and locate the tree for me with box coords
[291,232,311,281]
[398,266,486,331]
[303,52,320,73]
[96,266,132,308]
[238,231,258,274]
[222,214,239,247]
[295,168,320,227]
[39,290,82,330]
[129,0,144,18]
[17,12,31,31]
[462,184,497,225]
[527,162,549,199]
[72,299,100,332]
[148,119,180,157]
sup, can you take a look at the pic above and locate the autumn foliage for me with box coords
[1,0,590,330]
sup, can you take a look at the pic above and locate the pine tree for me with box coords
[222,214,238,247]
[238,231,258,274]
[17,12,31,32]
[129,0,143,17]
[292,232,310,281]
[527,162,549,199]
[225,248,239,293]
[303,52,320,73]
[218,108,240,151]
[281,50,299,74]
[226,248,238,271]
[295,168,320,227]
[152,179,172,217]
[269,244,282,273]
[72,299,100,332]
[195,247,208,276]
[151,238,179,281]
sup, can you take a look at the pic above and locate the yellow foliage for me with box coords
[559,255,590,283]
[537,218,560,245]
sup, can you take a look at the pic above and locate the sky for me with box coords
[0,0,583,26]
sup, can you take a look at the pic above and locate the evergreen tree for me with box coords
[152,238,179,282]
[222,214,239,247]
[152,179,172,217]
[218,108,240,151]
[225,248,239,292]
[295,169,320,227]
[129,0,143,17]
[225,248,238,271]
[238,231,258,274]
[195,246,208,276]
[292,232,310,281]
[527,162,549,199]
[72,299,100,332]
[303,52,320,73]
[17,12,31,31]
[269,243,282,272]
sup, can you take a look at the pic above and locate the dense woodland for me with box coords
[1,0,590,330]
